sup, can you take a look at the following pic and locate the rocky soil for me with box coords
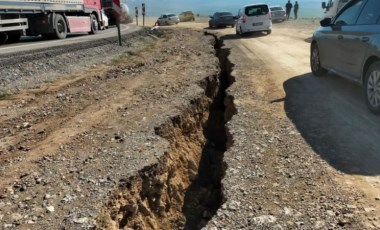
[205,36,378,230]
[0,22,379,230]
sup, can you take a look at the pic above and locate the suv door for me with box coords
[319,0,365,74]
[335,0,380,80]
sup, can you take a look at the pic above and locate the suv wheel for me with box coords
[239,27,245,36]
[310,42,327,76]
[365,61,380,114]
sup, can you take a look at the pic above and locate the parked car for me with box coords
[179,11,195,22]
[156,14,180,26]
[310,0,380,114]
[270,6,287,22]
[236,4,272,36]
[101,9,109,30]
[209,12,235,28]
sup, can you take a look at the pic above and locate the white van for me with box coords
[236,3,272,36]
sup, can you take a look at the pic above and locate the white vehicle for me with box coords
[236,3,272,36]
[156,14,180,26]
[101,10,109,30]
[321,0,349,18]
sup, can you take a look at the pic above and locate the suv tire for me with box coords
[364,61,380,114]
[310,42,327,76]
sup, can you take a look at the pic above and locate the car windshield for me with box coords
[245,5,269,16]
[270,7,283,11]
[168,14,176,17]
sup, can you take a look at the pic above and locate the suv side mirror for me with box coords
[320,17,332,27]
[233,16,238,20]
[322,2,326,9]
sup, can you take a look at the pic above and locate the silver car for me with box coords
[311,0,380,114]
[156,14,180,26]
[270,6,287,22]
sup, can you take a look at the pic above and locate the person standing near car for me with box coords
[294,1,299,19]
[285,0,293,20]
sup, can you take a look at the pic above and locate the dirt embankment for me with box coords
[0,28,236,229]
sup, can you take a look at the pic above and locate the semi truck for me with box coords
[0,0,107,43]
[321,0,349,18]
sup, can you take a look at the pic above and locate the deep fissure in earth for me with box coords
[98,35,236,230]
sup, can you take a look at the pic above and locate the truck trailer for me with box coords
[0,0,106,43]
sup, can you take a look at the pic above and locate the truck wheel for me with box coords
[0,33,7,44]
[54,14,67,39]
[7,32,21,43]
[90,14,98,34]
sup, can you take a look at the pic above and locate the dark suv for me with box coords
[310,0,380,114]
[209,12,235,28]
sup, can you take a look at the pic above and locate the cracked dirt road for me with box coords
[225,20,380,212]
[176,19,380,228]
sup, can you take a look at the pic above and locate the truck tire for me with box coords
[54,14,67,39]
[7,32,21,43]
[0,33,7,44]
[90,14,98,34]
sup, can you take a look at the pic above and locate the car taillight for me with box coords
[269,12,272,20]
[243,15,247,23]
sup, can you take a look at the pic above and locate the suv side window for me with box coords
[334,0,365,26]
[357,0,380,25]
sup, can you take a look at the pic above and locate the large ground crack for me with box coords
[182,33,236,230]
[97,34,236,230]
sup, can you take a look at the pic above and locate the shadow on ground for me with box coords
[220,32,269,41]
[282,72,380,176]
[203,26,235,31]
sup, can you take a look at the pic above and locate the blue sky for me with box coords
[124,0,325,18]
